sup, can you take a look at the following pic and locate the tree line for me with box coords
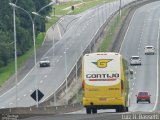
[0,0,52,67]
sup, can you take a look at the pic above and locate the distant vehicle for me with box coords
[129,69,133,74]
[82,52,130,114]
[136,92,151,103]
[39,57,50,67]
[144,46,155,55]
[130,56,141,65]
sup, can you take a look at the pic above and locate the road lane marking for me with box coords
[44,75,47,78]
[57,23,62,40]
[29,89,33,92]
[9,103,13,105]
[40,80,43,84]
[119,10,136,52]
[23,94,27,97]
[152,18,160,112]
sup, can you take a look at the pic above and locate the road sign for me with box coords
[30,89,44,102]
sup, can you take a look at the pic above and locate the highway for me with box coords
[0,0,135,108]
[22,1,160,120]
[120,1,160,112]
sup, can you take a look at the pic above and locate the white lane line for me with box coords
[9,103,13,105]
[135,71,136,74]
[23,94,27,97]
[119,11,136,52]
[44,75,47,78]
[131,88,133,90]
[17,98,20,101]
[40,80,43,84]
[134,78,136,80]
[29,89,33,92]
[57,24,62,39]
[152,18,160,112]
[133,82,135,86]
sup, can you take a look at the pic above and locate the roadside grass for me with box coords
[98,9,128,52]
[52,0,116,15]
[69,88,83,103]
[0,49,33,86]
[0,33,45,86]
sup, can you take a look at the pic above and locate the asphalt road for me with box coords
[22,0,160,120]
[120,1,160,112]
[0,0,135,108]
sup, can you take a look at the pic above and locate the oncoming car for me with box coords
[144,46,155,55]
[136,92,151,103]
[130,56,141,65]
[39,57,50,67]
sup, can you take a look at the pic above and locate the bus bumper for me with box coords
[83,97,125,107]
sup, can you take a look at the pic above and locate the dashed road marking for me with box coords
[44,75,47,78]
[40,80,43,84]
[9,103,13,105]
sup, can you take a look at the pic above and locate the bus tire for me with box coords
[125,107,129,112]
[116,106,125,112]
[92,108,97,114]
[86,107,91,114]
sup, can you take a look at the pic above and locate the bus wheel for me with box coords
[125,107,129,112]
[116,106,124,112]
[86,107,91,114]
[92,108,97,114]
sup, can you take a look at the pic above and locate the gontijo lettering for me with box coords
[86,73,119,79]
[92,59,112,68]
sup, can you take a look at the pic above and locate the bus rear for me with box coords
[82,52,129,114]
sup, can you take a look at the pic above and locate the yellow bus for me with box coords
[82,52,130,114]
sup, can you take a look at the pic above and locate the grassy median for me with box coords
[98,9,128,52]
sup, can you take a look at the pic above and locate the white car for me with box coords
[130,56,141,65]
[144,46,155,55]
[39,57,50,67]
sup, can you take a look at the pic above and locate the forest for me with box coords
[0,0,52,67]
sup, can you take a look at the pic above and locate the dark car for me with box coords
[136,92,151,103]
